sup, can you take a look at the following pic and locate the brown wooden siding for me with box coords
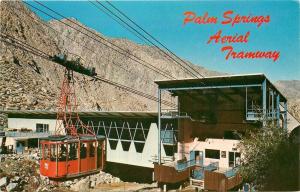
[154,163,190,184]
[204,171,242,191]
[227,173,243,190]
[178,91,260,142]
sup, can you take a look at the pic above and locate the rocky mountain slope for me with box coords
[0,1,299,123]
[275,80,300,122]
[0,1,220,113]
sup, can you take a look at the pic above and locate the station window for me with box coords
[224,130,243,140]
[134,142,145,153]
[68,143,78,160]
[205,149,220,159]
[36,124,49,133]
[163,144,175,156]
[221,151,226,158]
[108,140,118,150]
[121,141,131,151]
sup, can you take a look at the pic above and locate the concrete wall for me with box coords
[186,138,240,169]
[8,118,58,132]
[106,123,167,168]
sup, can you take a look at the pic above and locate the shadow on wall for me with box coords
[104,162,153,183]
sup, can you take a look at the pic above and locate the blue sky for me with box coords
[25,0,299,81]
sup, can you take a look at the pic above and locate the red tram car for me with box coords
[39,57,105,179]
[40,135,105,179]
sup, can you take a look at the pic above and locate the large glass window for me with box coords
[205,149,220,159]
[36,124,49,133]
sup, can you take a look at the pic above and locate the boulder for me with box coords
[70,178,89,192]
[64,180,73,187]
[90,180,96,188]
[6,182,18,192]
[11,176,20,182]
[0,177,7,187]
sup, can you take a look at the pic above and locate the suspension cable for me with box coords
[0,34,176,107]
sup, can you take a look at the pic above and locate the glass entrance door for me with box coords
[229,152,241,167]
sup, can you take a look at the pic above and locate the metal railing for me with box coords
[161,110,190,119]
[5,131,53,138]
[246,109,279,121]
[224,166,239,178]
[190,178,205,189]
[161,130,176,144]
[150,155,174,163]
[204,162,219,171]
[192,169,204,180]
[190,162,219,180]
[175,159,198,171]
[175,159,209,172]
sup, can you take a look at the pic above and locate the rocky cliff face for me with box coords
[0,1,220,114]
[275,80,300,122]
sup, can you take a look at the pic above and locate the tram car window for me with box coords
[50,144,57,161]
[97,143,102,168]
[58,144,67,161]
[89,142,95,157]
[68,143,78,160]
[43,144,49,160]
[80,143,87,159]
[97,143,102,156]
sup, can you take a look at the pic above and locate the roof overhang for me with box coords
[155,73,287,102]
[1,110,158,119]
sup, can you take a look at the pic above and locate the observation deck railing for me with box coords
[5,131,53,138]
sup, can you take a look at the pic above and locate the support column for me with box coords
[271,90,274,120]
[245,87,248,118]
[158,89,161,165]
[262,79,267,127]
[284,102,287,130]
[276,94,280,127]
[163,184,167,192]
[152,171,155,181]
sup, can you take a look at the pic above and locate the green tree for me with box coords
[238,124,299,190]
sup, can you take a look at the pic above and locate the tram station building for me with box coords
[154,73,298,190]
[0,74,299,188]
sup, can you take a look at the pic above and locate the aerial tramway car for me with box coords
[39,54,105,179]
[40,135,105,179]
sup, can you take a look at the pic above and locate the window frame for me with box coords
[205,149,220,159]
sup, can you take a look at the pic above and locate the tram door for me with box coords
[229,152,241,167]
[195,151,204,166]
[190,151,195,164]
